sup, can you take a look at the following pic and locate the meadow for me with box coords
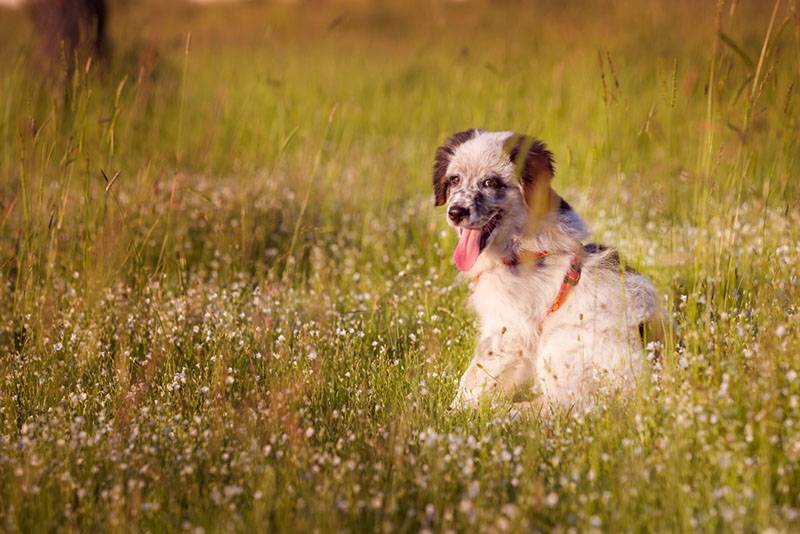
[1,0,799,531]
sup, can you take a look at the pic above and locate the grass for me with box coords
[1,0,799,531]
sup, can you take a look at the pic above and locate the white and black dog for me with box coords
[434,129,663,410]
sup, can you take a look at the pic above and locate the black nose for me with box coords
[448,205,469,223]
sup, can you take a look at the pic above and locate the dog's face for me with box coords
[433,130,555,272]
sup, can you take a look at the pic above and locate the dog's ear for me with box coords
[503,133,555,193]
[433,129,480,206]
[503,134,557,216]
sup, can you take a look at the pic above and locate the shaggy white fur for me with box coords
[433,130,662,410]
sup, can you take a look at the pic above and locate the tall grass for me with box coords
[1,0,799,531]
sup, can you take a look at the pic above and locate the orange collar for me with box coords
[501,249,550,267]
[474,249,583,319]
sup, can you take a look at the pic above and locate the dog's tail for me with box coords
[622,270,672,353]
[639,306,668,345]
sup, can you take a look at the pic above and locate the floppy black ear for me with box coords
[503,134,555,191]
[433,129,481,206]
[503,134,557,224]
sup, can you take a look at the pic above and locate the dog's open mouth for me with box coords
[452,211,502,272]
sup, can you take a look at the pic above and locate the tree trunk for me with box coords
[29,0,108,70]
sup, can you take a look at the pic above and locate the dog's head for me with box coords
[433,129,558,273]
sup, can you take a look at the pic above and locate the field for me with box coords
[1,0,799,531]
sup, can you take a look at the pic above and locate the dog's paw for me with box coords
[507,400,547,420]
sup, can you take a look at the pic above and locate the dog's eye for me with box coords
[449,175,461,187]
[482,177,502,189]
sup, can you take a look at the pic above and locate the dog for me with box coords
[433,129,662,410]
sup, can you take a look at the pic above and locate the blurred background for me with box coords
[2,0,795,253]
[1,0,796,280]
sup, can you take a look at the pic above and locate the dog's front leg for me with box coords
[451,328,537,409]
[450,340,494,409]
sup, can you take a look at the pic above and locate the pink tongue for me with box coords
[452,228,482,272]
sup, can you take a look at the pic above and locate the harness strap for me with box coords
[474,249,583,321]
[546,255,582,317]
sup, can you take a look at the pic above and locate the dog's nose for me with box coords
[448,205,469,224]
